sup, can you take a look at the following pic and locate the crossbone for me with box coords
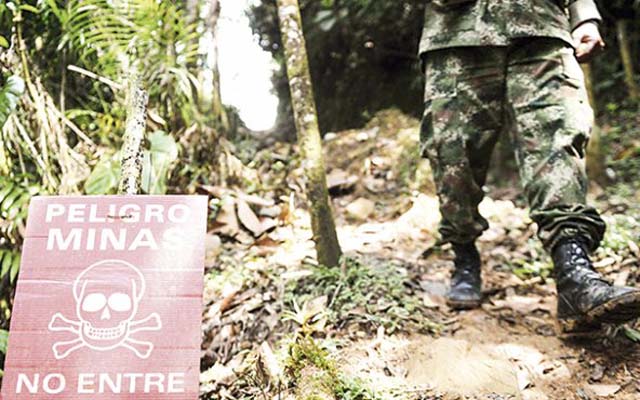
[49,312,162,359]
[47,259,162,360]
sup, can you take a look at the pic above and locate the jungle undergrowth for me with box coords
[281,298,383,400]
[285,257,440,335]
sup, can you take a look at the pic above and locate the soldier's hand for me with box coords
[572,21,605,63]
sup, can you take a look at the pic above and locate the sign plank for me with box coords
[1,195,207,399]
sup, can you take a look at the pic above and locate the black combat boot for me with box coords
[447,241,482,309]
[553,238,640,331]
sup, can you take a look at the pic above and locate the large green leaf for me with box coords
[10,252,21,283]
[85,132,178,196]
[141,131,178,194]
[84,152,121,195]
[0,178,35,245]
[0,250,13,281]
[0,75,25,129]
[0,328,8,355]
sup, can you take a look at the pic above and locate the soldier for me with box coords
[419,0,640,331]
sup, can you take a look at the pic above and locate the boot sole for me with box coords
[558,291,640,333]
[446,298,482,310]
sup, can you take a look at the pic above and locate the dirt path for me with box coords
[201,112,640,399]
[332,192,640,399]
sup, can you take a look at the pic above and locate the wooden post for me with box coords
[276,0,342,267]
[118,78,149,195]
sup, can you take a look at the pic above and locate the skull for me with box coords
[73,260,145,350]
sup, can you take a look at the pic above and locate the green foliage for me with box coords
[84,152,121,195]
[507,238,553,280]
[0,177,37,290]
[598,214,640,258]
[624,326,640,342]
[141,131,179,194]
[0,328,7,354]
[0,177,38,247]
[0,177,33,332]
[336,377,382,400]
[0,76,25,129]
[0,327,7,377]
[250,0,426,133]
[287,257,438,333]
[57,0,202,130]
[84,131,178,194]
[0,250,20,285]
[284,336,381,400]
[0,0,228,341]
[285,336,335,382]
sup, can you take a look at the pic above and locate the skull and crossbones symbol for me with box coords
[48,259,162,359]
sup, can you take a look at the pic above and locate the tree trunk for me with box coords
[118,78,149,195]
[276,0,342,267]
[582,63,607,186]
[616,19,639,100]
[581,63,596,114]
[206,0,229,132]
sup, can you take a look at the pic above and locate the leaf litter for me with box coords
[199,110,640,399]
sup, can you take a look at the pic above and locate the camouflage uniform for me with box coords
[419,0,606,252]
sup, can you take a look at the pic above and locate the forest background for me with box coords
[1,0,640,398]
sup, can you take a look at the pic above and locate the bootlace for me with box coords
[557,241,609,287]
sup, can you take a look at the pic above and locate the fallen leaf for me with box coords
[590,363,605,382]
[237,199,264,236]
[585,384,621,397]
[260,217,278,233]
[490,295,553,314]
[219,291,238,314]
[327,168,358,195]
[237,192,275,207]
[356,131,370,141]
[259,205,282,218]
[254,236,282,247]
[346,198,376,220]
[614,269,631,287]
[200,362,236,386]
[628,240,640,258]
[593,257,616,269]
[422,293,445,309]
[212,198,240,237]
[199,184,226,198]
[259,342,283,384]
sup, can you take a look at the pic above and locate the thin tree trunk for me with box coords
[581,63,596,114]
[582,63,606,185]
[206,0,229,132]
[617,19,639,100]
[276,0,342,267]
[118,78,149,195]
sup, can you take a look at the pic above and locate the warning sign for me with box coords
[1,196,207,399]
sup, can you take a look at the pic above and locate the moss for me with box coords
[285,336,382,400]
[286,337,338,399]
[286,257,440,334]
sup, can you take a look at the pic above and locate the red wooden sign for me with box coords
[1,195,207,399]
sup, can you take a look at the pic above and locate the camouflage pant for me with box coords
[420,38,606,252]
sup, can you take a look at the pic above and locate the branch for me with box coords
[67,65,124,91]
[118,77,148,195]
